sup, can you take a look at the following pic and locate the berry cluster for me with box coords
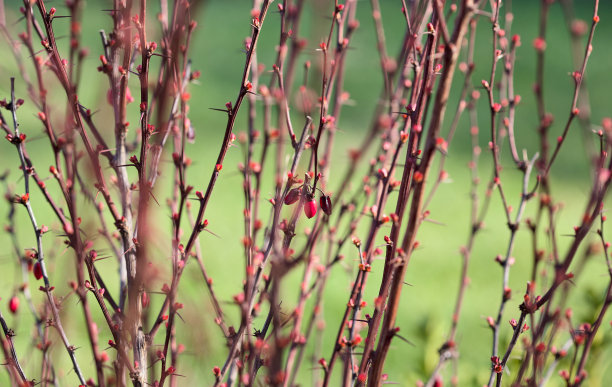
[284,183,332,219]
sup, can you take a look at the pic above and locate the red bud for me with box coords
[141,291,150,308]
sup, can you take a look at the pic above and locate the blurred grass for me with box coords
[0,0,611,386]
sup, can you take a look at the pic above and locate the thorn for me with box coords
[394,334,414,346]
[148,190,160,206]
[423,218,446,226]
[203,228,221,239]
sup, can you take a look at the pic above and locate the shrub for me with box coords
[0,1,610,386]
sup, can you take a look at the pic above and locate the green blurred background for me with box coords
[0,0,612,385]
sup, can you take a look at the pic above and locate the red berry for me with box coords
[284,188,301,205]
[304,199,317,218]
[319,195,332,215]
[9,296,19,314]
[33,262,43,280]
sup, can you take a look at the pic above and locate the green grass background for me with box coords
[0,0,612,386]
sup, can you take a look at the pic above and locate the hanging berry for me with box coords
[9,296,19,314]
[304,198,317,218]
[319,195,332,215]
[284,188,301,205]
[33,262,43,280]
